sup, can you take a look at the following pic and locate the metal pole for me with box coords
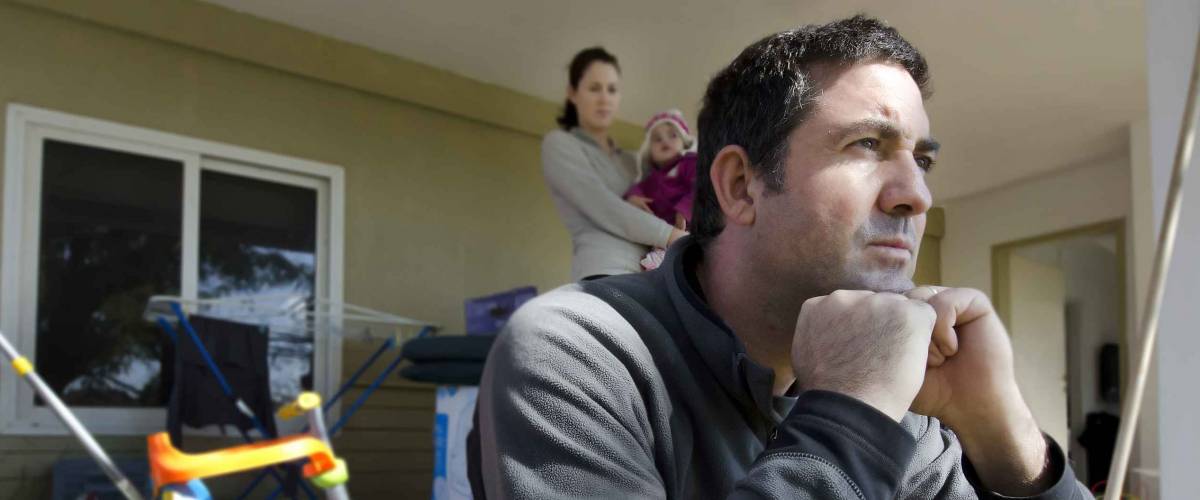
[307,399,350,500]
[1105,20,1200,497]
[0,331,145,500]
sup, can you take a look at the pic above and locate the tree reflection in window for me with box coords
[35,140,322,409]
[36,139,182,407]
[199,170,317,405]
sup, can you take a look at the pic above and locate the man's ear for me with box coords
[566,85,577,106]
[709,145,758,228]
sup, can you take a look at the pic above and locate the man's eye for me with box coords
[915,156,936,171]
[855,138,880,150]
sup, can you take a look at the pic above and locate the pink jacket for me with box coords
[624,152,697,226]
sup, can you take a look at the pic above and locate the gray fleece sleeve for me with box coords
[475,293,1093,499]
[476,294,910,499]
[730,391,919,499]
[542,131,674,248]
[475,294,669,499]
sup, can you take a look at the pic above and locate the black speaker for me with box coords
[1099,343,1120,404]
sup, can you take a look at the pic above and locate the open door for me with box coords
[1006,253,1070,448]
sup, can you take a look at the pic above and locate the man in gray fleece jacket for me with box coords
[470,15,1091,499]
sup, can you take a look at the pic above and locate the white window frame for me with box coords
[0,104,345,436]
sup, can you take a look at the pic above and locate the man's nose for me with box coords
[879,158,932,217]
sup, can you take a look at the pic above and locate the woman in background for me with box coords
[541,47,686,281]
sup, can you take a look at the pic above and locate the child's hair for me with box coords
[636,109,696,179]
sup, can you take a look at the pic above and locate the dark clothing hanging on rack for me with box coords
[167,315,276,445]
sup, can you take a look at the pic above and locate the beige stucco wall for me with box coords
[0,1,647,497]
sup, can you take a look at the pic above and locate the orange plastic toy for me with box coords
[146,432,336,495]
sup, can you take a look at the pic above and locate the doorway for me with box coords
[992,220,1125,488]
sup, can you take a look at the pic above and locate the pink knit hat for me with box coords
[636,109,696,179]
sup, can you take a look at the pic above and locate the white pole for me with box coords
[1104,19,1200,497]
[0,331,145,500]
[306,397,351,500]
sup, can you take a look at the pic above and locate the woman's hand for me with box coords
[626,195,654,214]
[668,227,688,246]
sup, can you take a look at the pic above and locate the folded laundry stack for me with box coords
[398,335,497,385]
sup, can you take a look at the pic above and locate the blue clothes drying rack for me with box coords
[147,295,436,500]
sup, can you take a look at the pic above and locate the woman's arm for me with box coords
[542,132,676,248]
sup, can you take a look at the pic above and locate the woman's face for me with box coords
[568,62,621,132]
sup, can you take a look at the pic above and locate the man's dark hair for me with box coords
[691,15,931,245]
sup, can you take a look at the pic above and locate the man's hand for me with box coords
[792,290,936,421]
[626,194,654,214]
[906,286,1054,496]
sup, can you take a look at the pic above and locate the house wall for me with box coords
[1146,0,1200,496]
[940,154,1130,297]
[939,152,1156,490]
[0,0,644,496]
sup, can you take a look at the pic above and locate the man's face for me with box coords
[752,62,937,297]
